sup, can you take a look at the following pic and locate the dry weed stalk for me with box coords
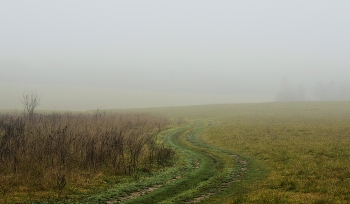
[0,112,173,199]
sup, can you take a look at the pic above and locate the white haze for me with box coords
[1,1,349,110]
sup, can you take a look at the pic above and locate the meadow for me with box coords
[197,102,350,203]
[1,101,350,203]
[134,101,350,203]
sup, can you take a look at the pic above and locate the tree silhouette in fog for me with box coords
[275,78,305,102]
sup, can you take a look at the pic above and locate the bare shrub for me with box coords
[20,91,40,120]
[0,111,173,200]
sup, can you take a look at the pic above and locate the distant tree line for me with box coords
[276,79,350,102]
[313,80,350,101]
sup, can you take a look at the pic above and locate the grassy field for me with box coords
[105,101,350,203]
[1,101,350,203]
[195,102,350,203]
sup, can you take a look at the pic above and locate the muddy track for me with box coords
[113,123,249,204]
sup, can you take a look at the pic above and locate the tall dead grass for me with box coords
[0,111,173,200]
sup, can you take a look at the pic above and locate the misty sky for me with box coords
[1,1,350,110]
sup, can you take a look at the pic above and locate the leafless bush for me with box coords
[20,91,40,120]
[0,111,173,198]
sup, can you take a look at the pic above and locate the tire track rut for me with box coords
[117,123,249,204]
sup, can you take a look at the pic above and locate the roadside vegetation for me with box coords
[0,111,173,203]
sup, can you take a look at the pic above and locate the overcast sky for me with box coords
[1,1,350,110]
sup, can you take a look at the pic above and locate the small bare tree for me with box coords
[21,91,40,120]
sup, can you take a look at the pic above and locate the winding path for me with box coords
[120,123,248,203]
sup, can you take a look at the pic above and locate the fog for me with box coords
[1,1,350,110]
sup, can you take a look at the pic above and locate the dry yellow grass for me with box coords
[198,102,350,203]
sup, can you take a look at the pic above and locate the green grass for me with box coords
[124,124,231,203]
